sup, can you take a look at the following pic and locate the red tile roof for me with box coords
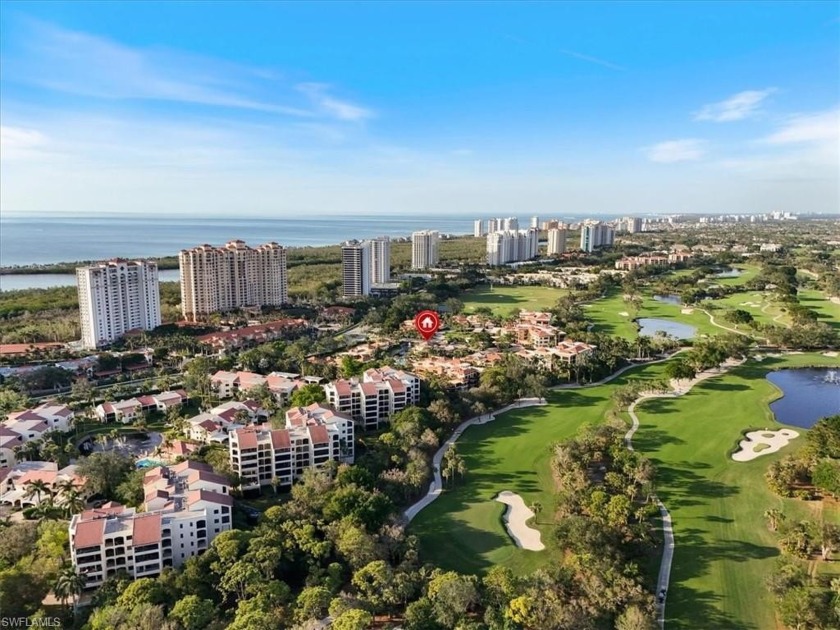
[234,428,258,449]
[132,513,162,546]
[270,429,291,449]
[308,425,330,445]
[188,489,233,507]
[73,519,105,550]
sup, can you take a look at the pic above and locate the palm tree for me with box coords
[61,489,86,517]
[529,501,543,524]
[764,508,786,532]
[54,565,86,613]
[24,479,52,505]
[33,497,64,520]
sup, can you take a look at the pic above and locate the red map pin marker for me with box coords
[414,310,441,341]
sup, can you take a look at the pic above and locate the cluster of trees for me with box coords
[766,416,840,500]
[544,422,658,628]
[764,554,840,629]
[0,520,74,620]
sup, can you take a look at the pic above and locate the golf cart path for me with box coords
[402,397,547,522]
[625,358,745,630]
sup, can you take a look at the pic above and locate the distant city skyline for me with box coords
[1,2,838,216]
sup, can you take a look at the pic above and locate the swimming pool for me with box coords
[135,458,164,469]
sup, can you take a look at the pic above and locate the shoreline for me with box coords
[0,232,476,276]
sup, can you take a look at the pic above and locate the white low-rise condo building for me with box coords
[229,403,355,490]
[323,367,420,431]
[1,402,75,468]
[69,461,232,589]
[77,260,161,348]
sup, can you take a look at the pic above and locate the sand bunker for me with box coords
[494,491,545,551]
[732,429,799,462]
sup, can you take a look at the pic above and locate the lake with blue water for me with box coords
[767,368,840,428]
[637,318,696,339]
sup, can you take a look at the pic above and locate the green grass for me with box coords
[798,288,840,330]
[704,290,789,329]
[584,291,723,340]
[631,353,840,630]
[460,284,569,317]
[410,361,671,575]
[711,264,760,287]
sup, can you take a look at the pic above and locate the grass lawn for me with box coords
[630,353,840,630]
[710,264,760,287]
[460,284,569,317]
[705,290,789,329]
[585,291,724,340]
[798,288,840,330]
[410,361,671,576]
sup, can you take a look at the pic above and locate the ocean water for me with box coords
[0,214,470,267]
[0,212,611,268]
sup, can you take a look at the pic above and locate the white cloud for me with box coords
[644,139,707,163]
[763,109,840,144]
[297,83,374,122]
[4,19,375,121]
[694,89,776,122]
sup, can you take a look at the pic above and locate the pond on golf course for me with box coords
[714,268,743,278]
[767,369,840,428]
[637,318,697,339]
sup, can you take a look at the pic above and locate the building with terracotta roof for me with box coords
[210,370,307,404]
[229,403,354,491]
[197,318,308,352]
[94,390,188,423]
[323,367,419,431]
[0,461,87,508]
[68,460,231,588]
[411,357,479,390]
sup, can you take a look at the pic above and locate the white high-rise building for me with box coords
[474,219,485,237]
[179,241,287,321]
[342,241,372,297]
[77,260,161,348]
[620,217,643,233]
[547,228,567,255]
[369,236,391,284]
[530,216,539,228]
[411,231,440,269]
[501,217,519,231]
[487,218,499,234]
[486,229,538,265]
[579,221,615,252]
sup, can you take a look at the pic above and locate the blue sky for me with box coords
[1,1,838,216]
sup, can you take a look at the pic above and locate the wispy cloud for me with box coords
[297,83,374,122]
[643,139,707,163]
[694,89,776,122]
[763,108,839,144]
[4,19,373,121]
[558,49,624,71]
[0,126,49,159]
